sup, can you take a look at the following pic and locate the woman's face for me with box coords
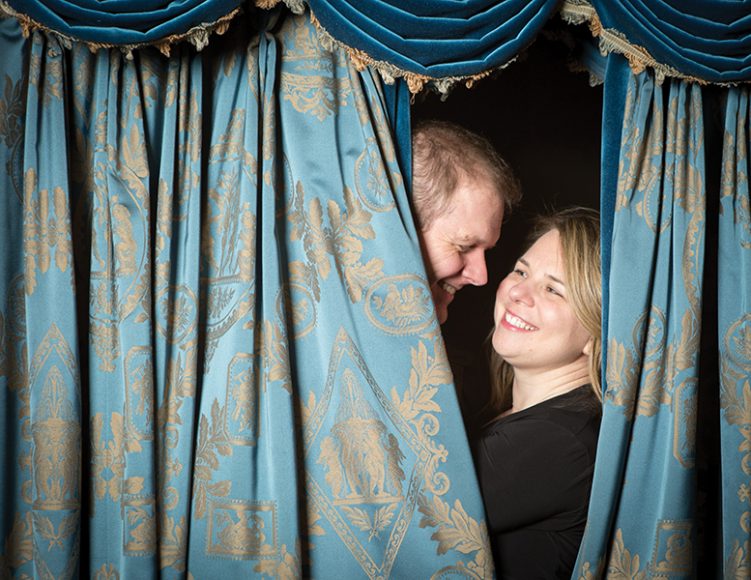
[492,229,592,373]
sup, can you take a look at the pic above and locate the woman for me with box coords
[474,207,602,579]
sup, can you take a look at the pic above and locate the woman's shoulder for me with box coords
[481,386,600,443]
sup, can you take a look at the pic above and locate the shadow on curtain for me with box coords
[0,7,491,578]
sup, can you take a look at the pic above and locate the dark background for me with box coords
[411,30,603,424]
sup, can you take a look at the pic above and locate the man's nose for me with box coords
[464,252,488,286]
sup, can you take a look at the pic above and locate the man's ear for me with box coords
[583,337,594,357]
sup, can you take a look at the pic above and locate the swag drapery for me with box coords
[1,0,751,579]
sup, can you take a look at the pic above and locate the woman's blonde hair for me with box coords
[489,207,602,412]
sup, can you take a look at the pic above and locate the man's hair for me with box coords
[489,207,602,412]
[411,119,522,229]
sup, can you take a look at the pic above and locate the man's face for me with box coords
[419,178,504,324]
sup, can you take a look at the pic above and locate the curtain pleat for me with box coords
[0,8,492,578]
[576,61,705,576]
[2,0,243,47]
[588,0,751,83]
[718,88,751,577]
[305,0,560,80]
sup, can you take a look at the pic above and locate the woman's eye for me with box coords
[546,286,562,296]
[512,268,526,277]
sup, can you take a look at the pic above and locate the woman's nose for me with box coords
[507,280,532,304]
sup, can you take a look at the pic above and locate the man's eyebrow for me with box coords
[517,258,566,285]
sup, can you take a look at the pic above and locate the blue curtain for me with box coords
[589,0,751,83]
[719,88,751,577]
[576,57,705,576]
[6,1,751,84]
[0,7,492,578]
[2,0,562,89]
[1,0,244,47]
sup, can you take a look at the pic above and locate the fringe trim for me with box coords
[308,10,515,95]
[558,0,735,86]
[0,0,532,93]
[0,1,248,57]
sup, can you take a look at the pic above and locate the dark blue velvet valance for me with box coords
[589,0,751,83]
[4,0,751,84]
[2,0,244,47]
[306,0,560,80]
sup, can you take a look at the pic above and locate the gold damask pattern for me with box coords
[364,274,434,335]
[0,7,491,578]
[418,494,492,579]
[206,500,277,558]
[578,522,693,580]
[288,181,385,304]
[576,72,705,578]
[718,89,751,577]
[720,314,751,572]
[649,521,692,576]
[302,329,488,578]
[23,168,72,296]
[280,15,352,121]
[721,93,751,250]
[606,77,703,468]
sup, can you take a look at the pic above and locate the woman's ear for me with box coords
[583,337,594,357]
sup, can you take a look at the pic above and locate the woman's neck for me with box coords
[506,360,590,415]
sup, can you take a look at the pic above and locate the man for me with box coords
[412,120,522,324]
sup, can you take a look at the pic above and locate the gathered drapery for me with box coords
[576,58,706,576]
[6,1,751,89]
[588,0,751,83]
[1,0,563,92]
[0,7,492,578]
[719,89,751,576]
[0,0,244,49]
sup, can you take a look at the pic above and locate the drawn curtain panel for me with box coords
[576,62,705,577]
[0,7,491,579]
[719,88,751,577]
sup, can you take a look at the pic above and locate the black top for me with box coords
[473,386,601,579]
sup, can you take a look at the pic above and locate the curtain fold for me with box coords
[576,58,705,576]
[583,0,751,83]
[0,7,492,578]
[9,0,751,89]
[2,0,243,47]
[305,0,560,81]
[718,88,751,577]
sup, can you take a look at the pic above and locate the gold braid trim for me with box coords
[0,1,249,57]
[558,0,749,86]
[308,9,512,95]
